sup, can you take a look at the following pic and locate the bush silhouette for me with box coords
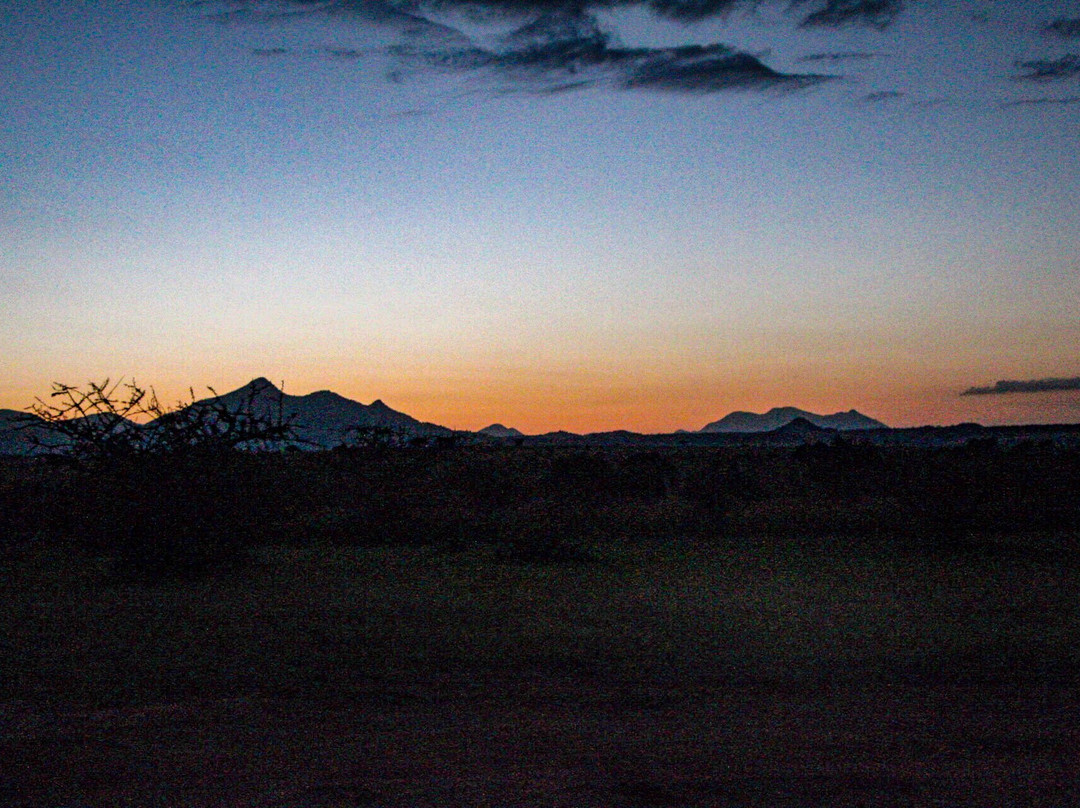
[25,379,296,581]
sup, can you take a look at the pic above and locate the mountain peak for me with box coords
[305,389,347,403]
[773,416,827,433]
[479,423,524,438]
[189,382,453,447]
[241,377,281,395]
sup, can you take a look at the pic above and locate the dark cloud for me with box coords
[1046,18,1080,39]
[1015,54,1080,81]
[501,9,608,49]
[625,47,827,91]
[797,0,903,30]
[961,377,1080,396]
[188,0,915,28]
[644,0,907,27]
[645,0,749,23]
[413,26,827,93]
[198,0,910,28]
[185,0,881,95]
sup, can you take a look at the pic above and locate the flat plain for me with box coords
[4,540,1080,806]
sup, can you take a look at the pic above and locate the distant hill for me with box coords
[758,416,836,445]
[700,407,886,433]
[478,424,524,438]
[772,416,827,435]
[188,378,453,448]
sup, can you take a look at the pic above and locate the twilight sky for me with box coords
[2,0,1079,433]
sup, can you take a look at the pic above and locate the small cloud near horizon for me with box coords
[961,377,1080,396]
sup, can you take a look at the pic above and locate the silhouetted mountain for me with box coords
[187,378,453,448]
[759,416,836,445]
[0,381,458,454]
[774,416,826,434]
[478,423,524,438]
[700,407,886,433]
[7,381,1080,455]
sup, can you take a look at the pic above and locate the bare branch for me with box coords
[25,378,299,461]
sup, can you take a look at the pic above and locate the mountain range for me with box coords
[174,382,892,444]
[202,378,453,448]
[699,407,887,433]
[0,378,899,454]
[0,378,453,455]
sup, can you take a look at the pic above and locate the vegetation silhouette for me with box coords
[4,381,1080,805]
[4,379,1079,582]
[18,379,298,581]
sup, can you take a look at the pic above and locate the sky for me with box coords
[2,0,1079,433]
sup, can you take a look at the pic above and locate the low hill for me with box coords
[478,424,524,438]
[700,407,886,433]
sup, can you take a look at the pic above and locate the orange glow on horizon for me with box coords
[4,362,1078,435]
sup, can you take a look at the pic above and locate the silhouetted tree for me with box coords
[23,378,298,581]
[25,378,296,460]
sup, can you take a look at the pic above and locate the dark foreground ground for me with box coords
[7,671,1080,807]
[4,540,1079,807]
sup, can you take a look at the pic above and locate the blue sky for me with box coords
[2,0,1079,431]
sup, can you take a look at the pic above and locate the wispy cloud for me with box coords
[1015,54,1080,81]
[623,47,828,92]
[961,377,1080,396]
[190,1,1080,105]
[649,0,905,26]
[797,0,904,30]
[188,1,836,95]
